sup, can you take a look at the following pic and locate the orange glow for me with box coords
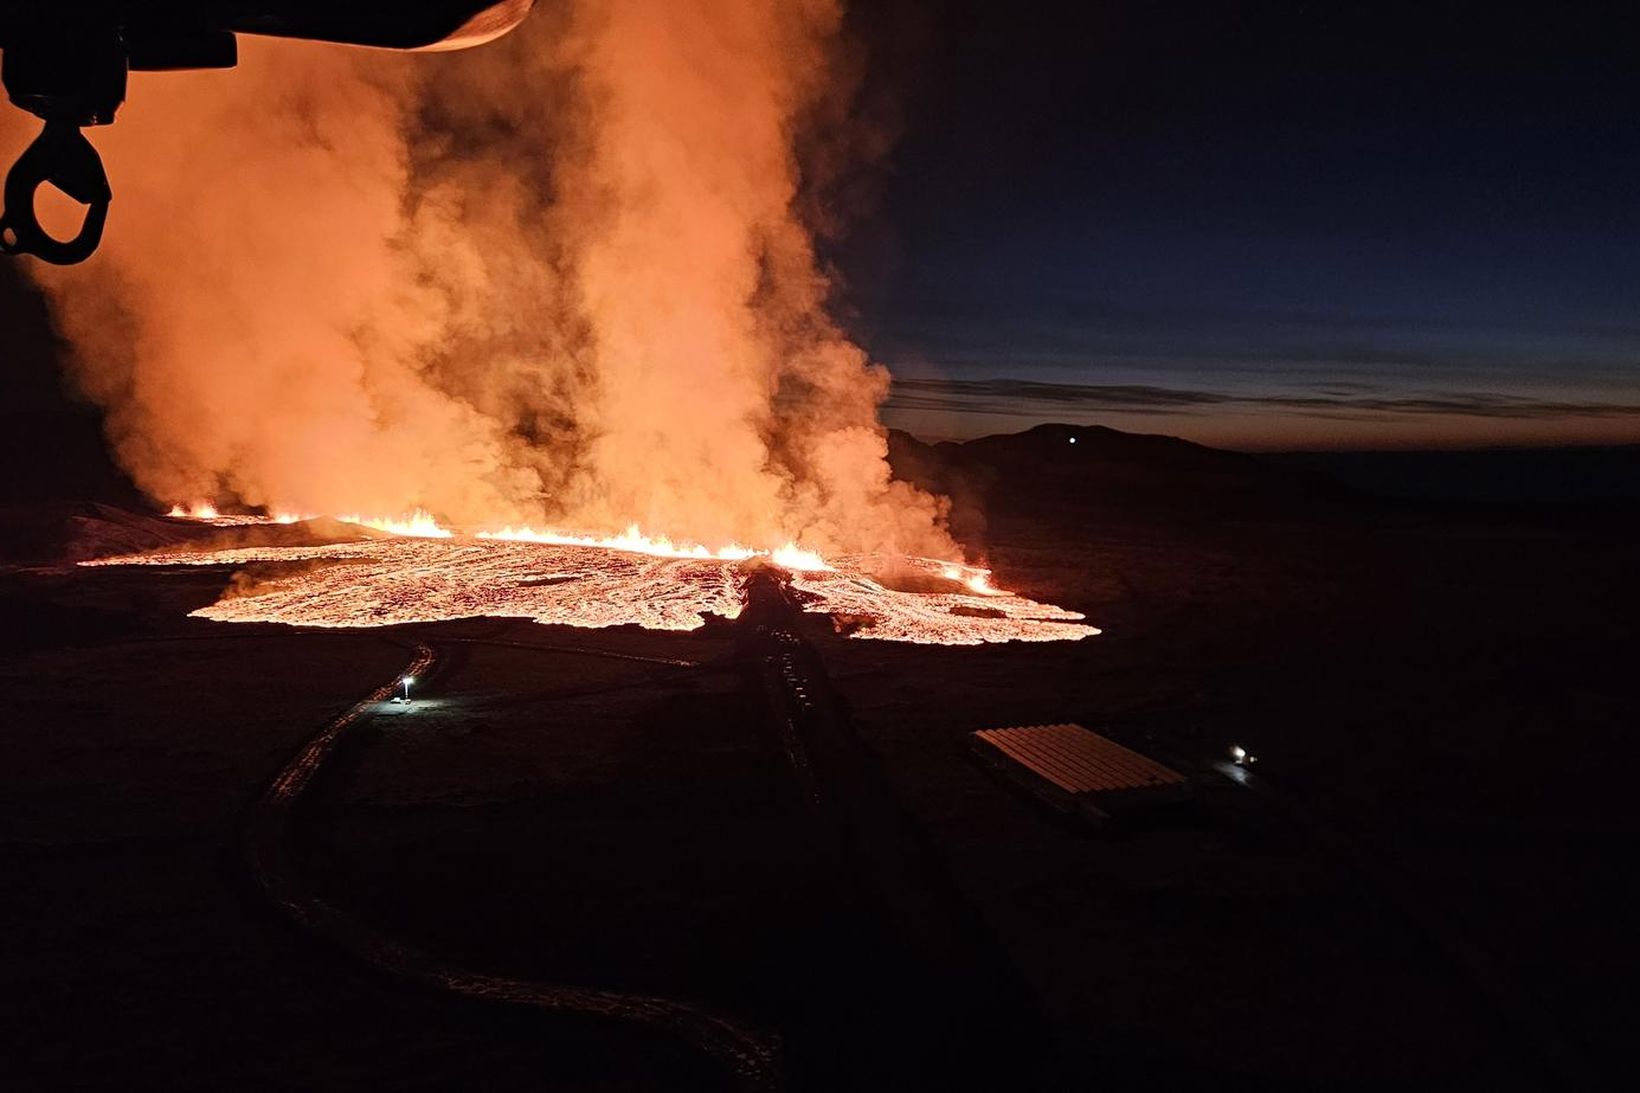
[35,11,1066,647]
[165,506,835,568]
[477,525,834,571]
[165,502,307,527]
[338,510,454,539]
[477,523,758,561]
[769,544,832,573]
[941,563,1007,596]
[14,16,960,563]
[166,503,316,526]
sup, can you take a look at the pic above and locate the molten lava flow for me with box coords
[90,537,749,632]
[789,558,1093,645]
[88,511,1096,645]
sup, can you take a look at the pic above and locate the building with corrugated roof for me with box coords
[970,723,1189,825]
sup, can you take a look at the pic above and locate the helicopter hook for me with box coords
[0,118,111,266]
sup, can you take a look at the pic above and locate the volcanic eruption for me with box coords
[9,1,1096,645]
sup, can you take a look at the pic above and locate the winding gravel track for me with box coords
[243,633,780,1091]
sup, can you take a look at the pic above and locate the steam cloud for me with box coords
[3,1,955,557]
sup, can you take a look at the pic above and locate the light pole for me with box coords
[402,675,415,703]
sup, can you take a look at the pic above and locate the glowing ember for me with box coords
[90,511,1096,645]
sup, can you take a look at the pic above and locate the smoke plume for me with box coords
[4,1,956,557]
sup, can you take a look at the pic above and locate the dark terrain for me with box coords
[3,423,1637,1090]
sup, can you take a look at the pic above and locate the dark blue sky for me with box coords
[848,0,1640,447]
[4,3,1638,456]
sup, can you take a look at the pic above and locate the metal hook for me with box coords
[0,119,111,265]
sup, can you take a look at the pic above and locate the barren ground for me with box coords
[3,429,1636,1090]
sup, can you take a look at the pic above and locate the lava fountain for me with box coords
[37,4,1100,645]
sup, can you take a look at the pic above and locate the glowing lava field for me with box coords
[86,514,1097,645]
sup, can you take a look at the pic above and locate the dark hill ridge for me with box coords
[29,423,1628,568]
[888,423,1349,531]
[0,503,383,566]
[0,502,197,566]
[1269,445,1640,506]
[1,424,1351,565]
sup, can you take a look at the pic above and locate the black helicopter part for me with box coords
[0,2,532,264]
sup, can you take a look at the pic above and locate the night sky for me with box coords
[4,2,1640,454]
[853,0,1640,447]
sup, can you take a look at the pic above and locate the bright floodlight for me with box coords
[404,676,416,685]
[1069,436,1077,444]
[1229,744,1247,761]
